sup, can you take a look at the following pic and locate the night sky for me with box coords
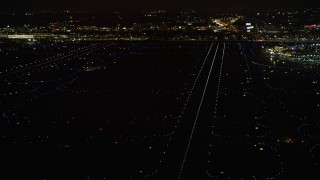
[2,0,320,12]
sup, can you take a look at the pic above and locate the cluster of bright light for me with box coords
[253,42,320,170]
